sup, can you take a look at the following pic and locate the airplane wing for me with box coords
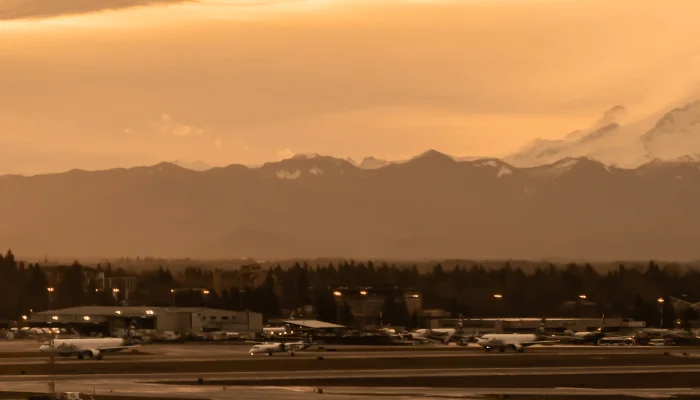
[521,340,559,346]
[97,345,140,353]
[50,344,140,355]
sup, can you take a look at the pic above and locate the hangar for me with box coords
[29,306,263,337]
[431,317,645,335]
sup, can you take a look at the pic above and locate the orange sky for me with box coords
[1,0,699,174]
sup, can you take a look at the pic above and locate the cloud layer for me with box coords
[2,0,700,175]
[0,0,192,20]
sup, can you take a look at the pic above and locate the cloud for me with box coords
[276,148,294,160]
[0,0,194,20]
[214,139,223,148]
[153,113,204,137]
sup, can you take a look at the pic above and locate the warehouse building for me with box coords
[28,306,263,337]
[431,317,645,335]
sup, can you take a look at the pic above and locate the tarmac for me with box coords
[1,340,699,399]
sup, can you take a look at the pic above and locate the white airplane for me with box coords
[39,323,140,360]
[557,314,607,344]
[411,318,465,344]
[476,318,559,353]
[248,337,314,356]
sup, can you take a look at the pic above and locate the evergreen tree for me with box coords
[56,262,87,308]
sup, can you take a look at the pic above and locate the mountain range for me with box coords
[2,148,700,261]
[307,100,699,171]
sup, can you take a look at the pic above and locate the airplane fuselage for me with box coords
[248,341,311,356]
[39,338,131,359]
[477,333,543,352]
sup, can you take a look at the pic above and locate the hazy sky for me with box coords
[1,0,700,174]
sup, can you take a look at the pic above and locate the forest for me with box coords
[1,249,698,329]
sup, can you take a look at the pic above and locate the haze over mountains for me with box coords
[2,100,700,261]
[1,152,700,261]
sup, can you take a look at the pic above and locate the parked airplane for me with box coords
[248,336,314,356]
[39,322,140,360]
[411,317,465,344]
[558,314,607,345]
[598,335,634,346]
[476,318,558,353]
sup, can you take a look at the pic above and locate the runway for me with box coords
[1,341,700,399]
[3,365,700,399]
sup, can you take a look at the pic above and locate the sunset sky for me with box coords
[1,0,699,175]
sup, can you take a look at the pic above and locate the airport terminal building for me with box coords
[28,306,263,337]
[431,317,645,335]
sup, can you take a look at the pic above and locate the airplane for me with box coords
[39,322,140,360]
[476,318,559,353]
[556,314,607,345]
[598,335,634,346]
[248,336,314,356]
[411,317,467,344]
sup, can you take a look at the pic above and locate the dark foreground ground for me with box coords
[164,371,700,389]
[3,353,700,376]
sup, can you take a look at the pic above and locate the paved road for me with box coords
[3,365,700,399]
[0,343,690,365]
[3,364,700,382]
[0,349,684,365]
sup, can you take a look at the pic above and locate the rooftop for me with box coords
[284,319,346,329]
[32,306,242,317]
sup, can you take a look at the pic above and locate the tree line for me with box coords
[1,249,699,329]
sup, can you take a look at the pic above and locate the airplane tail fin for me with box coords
[124,319,137,342]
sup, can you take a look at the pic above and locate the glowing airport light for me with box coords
[493,294,503,299]
[46,287,54,292]
[115,310,122,315]
[657,297,665,303]
[146,310,154,315]
[202,289,210,295]
[83,316,90,321]
[579,294,587,300]
[360,290,368,296]
[112,288,120,293]
[333,291,342,297]
[51,316,58,320]
[21,315,27,320]
[412,294,420,298]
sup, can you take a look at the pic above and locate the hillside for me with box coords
[1,152,699,261]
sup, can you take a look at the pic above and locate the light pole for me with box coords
[202,289,210,308]
[658,297,665,328]
[360,290,368,330]
[333,290,342,325]
[47,287,54,310]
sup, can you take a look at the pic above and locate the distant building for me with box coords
[333,286,422,328]
[213,264,265,293]
[431,317,645,335]
[29,306,263,337]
